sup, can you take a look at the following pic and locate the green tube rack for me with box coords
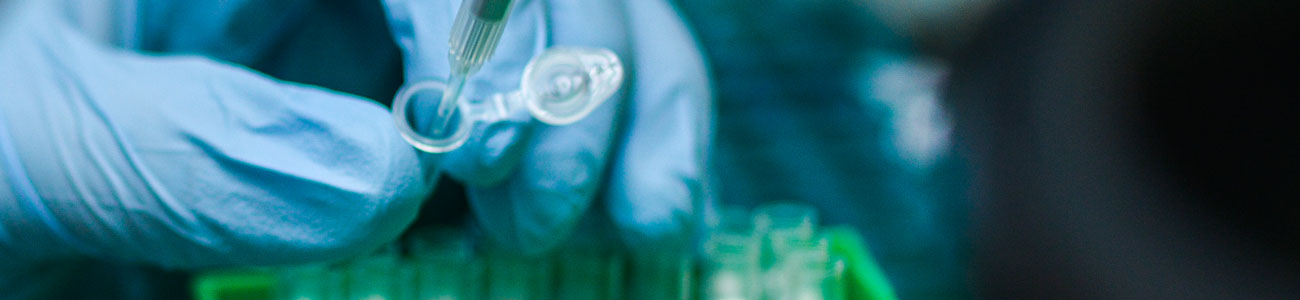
[193,207,896,300]
[192,226,893,300]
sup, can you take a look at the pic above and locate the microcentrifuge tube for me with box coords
[771,235,840,300]
[754,202,819,266]
[346,248,403,300]
[409,229,475,300]
[276,264,335,300]
[703,207,762,300]
[555,251,623,300]
[393,47,624,153]
[754,203,821,300]
[483,254,552,300]
[626,254,693,300]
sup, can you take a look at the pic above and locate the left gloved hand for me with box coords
[1,0,436,273]
[381,0,714,255]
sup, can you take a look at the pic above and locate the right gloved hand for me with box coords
[381,0,715,256]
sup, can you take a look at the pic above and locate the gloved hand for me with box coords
[0,0,435,276]
[381,0,713,255]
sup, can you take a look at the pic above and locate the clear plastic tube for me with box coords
[753,203,820,300]
[346,246,403,300]
[703,207,762,300]
[410,229,475,300]
[773,235,833,300]
[275,264,334,300]
[754,202,819,243]
[393,47,624,153]
[483,255,552,300]
[555,251,623,300]
[626,255,693,300]
[754,202,820,267]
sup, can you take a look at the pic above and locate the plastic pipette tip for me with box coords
[433,75,468,135]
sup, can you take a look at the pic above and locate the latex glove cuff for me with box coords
[392,46,623,153]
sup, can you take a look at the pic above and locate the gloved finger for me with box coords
[605,0,714,257]
[466,0,631,254]
[382,0,546,185]
[56,0,406,102]
[57,0,314,63]
[0,14,434,269]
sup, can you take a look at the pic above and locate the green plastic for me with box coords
[192,269,275,300]
[825,226,898,300]
[191,228,896,300]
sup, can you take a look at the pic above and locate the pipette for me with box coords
[434,0,519,135]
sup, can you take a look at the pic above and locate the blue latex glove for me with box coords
[382,0,713,255]
[0,0,435,281]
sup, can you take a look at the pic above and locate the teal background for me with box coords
[671,1,971,298]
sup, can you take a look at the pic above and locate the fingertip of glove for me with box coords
[613,206,691,257]
[443,117,531,185]
[467,147,601,256]
[607,171,700,257]
[467,187,574,257]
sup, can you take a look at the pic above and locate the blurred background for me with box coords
[673,0,974,298]
[28,0,1300,299]
[681,0,1300,298]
